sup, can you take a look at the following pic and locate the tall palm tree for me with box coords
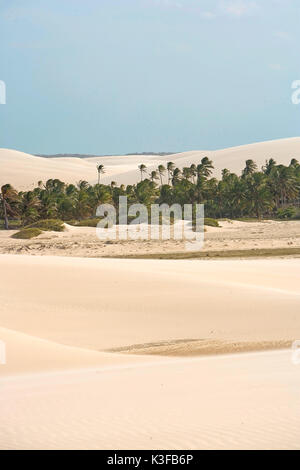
[158,165,166,185]
[19,191,41,225]
[167,162,175,185]
[182,167,192,181]
[245,173,273,218]
[0,184,19,229]
[96,164,105,184]
[196,157,214,184]
[190,164,197,184]
[242,159,257,178]
[268,165,299,207]
[171,168,181,186]
[263,158,277,175]
[290,158,300,169]
[138,164,147,182]
[150,170,159,183]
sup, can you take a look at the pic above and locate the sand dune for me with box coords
[1,137,299,189]
[1,254,300,449]
[0,326,159,377]
[0,255,299,352]
[1,350,300,449]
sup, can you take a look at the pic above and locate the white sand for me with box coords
[1,350,300,450]
[0,255,299,350]
[0,255,300,449]
[1,137,299,189]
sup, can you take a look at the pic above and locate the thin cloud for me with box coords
[274,31,292,41]
[220,0,260,17]
[269,63,282,71]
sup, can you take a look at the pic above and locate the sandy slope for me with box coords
[1,350,300,449]
[1,255,300,449]
[1,137,299,188]
[0,326,158,376]
[0,255,299,351]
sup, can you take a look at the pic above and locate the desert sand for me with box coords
[1,137,300,449]
[0,254,300,449]
[0,218,300,258]
[1,137,300,189]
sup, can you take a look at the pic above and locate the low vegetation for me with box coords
[204,218,219,227]
[26,219,65,232]
[12,228,43,239]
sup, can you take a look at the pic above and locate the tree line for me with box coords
[1,157,300,229]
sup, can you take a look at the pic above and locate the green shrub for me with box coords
[68,218,102,227]
[26,219,65,232]
[276,207,297,219]
[204,218,219,227]
[12,228,43,239]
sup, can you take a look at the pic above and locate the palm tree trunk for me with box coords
[2,198,9,230]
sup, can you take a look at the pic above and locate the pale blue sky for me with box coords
[0,0,299,154]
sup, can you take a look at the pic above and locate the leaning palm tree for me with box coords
[150,170,159,183]
[167,162,175,185]
[263,158,277,175]
[96,164,105,184]
[157,165,166,185]
[182,167,192,181]
[290,158,300,169]
[171,167,181,186]
[0,184,19,229]
[242,159,257,178]
[138,164,147,182]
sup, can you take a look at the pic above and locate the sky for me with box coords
[0,0,299,154]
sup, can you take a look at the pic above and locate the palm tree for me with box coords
[182,167,192,181]
[222,168,230,180]
[158,165,166,185]
[263,158,277,175]
[19,191,41,225]
[245,173,274,218]
[167,162,175,185]
[242,159,257,178]
[171,168,181,186]
[196,157,214,184]
[96,164,105,184]
[138,164,147,182]
[150,170,159,183]
[0,184,19,229]
[190,164,197,184]
[268,165,299,207]
[290,158,300,169]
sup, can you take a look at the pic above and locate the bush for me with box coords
[71,215,176,227]
[68,218,102,227]
[12,228,43,239]
[204,218,219,227]
[276,207,297,219]
[26,219,65,232]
